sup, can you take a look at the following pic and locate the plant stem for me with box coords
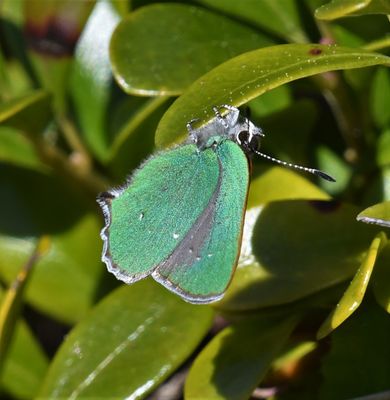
[0,237,50,376]
[57,113,93,169]
[31,135,110,195]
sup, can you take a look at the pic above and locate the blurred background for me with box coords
[0,1,389,399]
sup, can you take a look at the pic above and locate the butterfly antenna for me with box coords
[253,150,336,182]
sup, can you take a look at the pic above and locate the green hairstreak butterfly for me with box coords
[97,105,334,303]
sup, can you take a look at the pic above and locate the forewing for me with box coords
[98,144,220,283]
[153,140,249,303]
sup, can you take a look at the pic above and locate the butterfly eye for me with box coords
[238,130,250,145]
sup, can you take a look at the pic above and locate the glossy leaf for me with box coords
[0,166,103,323]
[317,232,387,339]
[372,242,390,312]
[218,201,379,311]
[185,315,297,400]
[247,85,292,118]
[156,44,390,147]
[196,0,308,43]
[320,300,390,400]
[110,3,273,96]
[0,289,48,400]
[70,0,121,161]
[315,0,390,20]
[247,167,329,209]
[357,201,390,228]
[0,90,51,134]
[39,281,213,399]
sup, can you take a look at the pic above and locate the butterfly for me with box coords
[97,105,334,303]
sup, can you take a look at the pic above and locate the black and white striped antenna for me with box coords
[253,150,336,182]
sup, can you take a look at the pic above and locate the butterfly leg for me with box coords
[213,105,240,128]
[186,118,200,144]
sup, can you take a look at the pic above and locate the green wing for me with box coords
[153,140,249,303]
[98,144,220,283]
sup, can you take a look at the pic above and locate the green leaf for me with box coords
[0,289,48,400]
[364,35,390,52]
[218,201,379,311]
[156,44,390,148]
[316,146,353,196]
[39,281,213,399]
[247,85,292,118]
[0,127,44,171]
[110,0,130,17]
[357,201,390,227]
[247,167,329,210]
[315,0,390,20]
[372,242,390,312]
[317,232,387,339]
[370,67,390,129]
[0,165,103,324]
[320,300,390,400]
[110,3,273,96]
[377,129,390,167]
[0,90,51,134]
[185,315,297,400]
[196,0,308,43]
[70,0,121,161]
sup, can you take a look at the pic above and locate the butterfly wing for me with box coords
[152,140,249,303]
[97,144,221,284]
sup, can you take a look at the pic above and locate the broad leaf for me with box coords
[315,0,390,20]
[0,165,103,323]
[110,3,273,95]
[218,201,379,311]
[196,0,308,43]
[185,315,297,400]
[317,232,387,339]
[70,0,120,161]
[156,44,390,147]
[39,281,213,399]
[357,201,390,228]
